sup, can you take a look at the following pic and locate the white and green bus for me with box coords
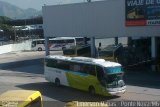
[44,55,126,96]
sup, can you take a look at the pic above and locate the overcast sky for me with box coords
[0,0,94,10]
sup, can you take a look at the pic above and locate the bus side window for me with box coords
[88,65,96,76]
[77,64,95,75]
[36,41,40,44]
[50,40,57,44]
[96,66,104,81]
[46,59,57,68]
[56,61,70,70]
[37,40,44,44]
[70,63,81,72]
[76,38,84,45]
[79,64,87,74]
[59,40,65,44]
[65,39,74,43]
[42,40,45,44]
[25,97,42,107]
[74,65,81,72]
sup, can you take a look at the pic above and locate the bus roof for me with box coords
[32,37,84,41]
[32,39,44,41]
[50,37,83,40]
[46,55,121,67]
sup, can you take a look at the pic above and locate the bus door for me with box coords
[31,41,37,49]
[95,65,106,91]
[32,40,45,51]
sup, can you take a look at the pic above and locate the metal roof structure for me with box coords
[5,17,43,26]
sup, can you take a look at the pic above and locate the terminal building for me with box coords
[42,0,160,71]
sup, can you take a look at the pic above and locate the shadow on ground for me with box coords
[0,58,44,74]
[1,57,160,90]
[124,68,160,89]
[16,82,119,102]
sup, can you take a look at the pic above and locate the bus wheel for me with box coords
[38,47,42,51]
[89,86,95,95]
[55,78,60,86]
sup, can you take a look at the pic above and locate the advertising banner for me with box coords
[126,0,160,26]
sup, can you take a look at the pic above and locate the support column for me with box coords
[45,37,50,56]
[115,37,118,45]
[151,37,156,71]
[91,37,96,58]
[128,37,132,47]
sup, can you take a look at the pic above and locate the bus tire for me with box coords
[38,47,42,51]
[88,86,95,95]
[55,78,60,86]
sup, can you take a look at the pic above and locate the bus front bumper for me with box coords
[106,86,126,95]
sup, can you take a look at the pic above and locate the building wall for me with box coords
[0,44,12,54]
[43,0,160,38]
[0,40,32,54]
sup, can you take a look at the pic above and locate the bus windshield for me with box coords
[31,41,36,48]
[104,66,123,74]
[104,73,124,88]
[101,67,125,88]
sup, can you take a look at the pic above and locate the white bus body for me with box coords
[31,37,85,51]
